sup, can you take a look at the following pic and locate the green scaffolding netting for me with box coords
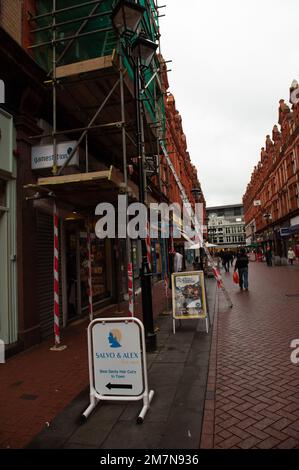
[33,0,165,136]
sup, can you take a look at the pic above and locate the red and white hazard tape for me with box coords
[128,262,134,317]
[146,221,152,270]
[86,220,93,321]
[164,274,169,298]
[53,202,60,345]
[169,223,175,254]
[212,266,223,289]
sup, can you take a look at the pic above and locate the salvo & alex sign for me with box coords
[31,141,79,170]
[82,317,154,424]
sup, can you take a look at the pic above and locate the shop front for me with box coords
[27,167,132,339]
[34,206,115,339]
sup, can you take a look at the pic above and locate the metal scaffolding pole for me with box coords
[120,54,134,317]
[52,0,58,175]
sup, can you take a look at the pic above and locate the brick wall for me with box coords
[0,0,23,45]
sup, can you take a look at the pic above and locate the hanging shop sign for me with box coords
[82,317,154,424]
[280,228,291,237]
[31,141,79,170]
[171,270,209,334]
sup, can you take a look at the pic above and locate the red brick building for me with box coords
[243,81,299,262]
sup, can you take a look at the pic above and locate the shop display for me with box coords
[80,232,108,307]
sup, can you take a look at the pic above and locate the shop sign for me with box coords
[0,80,4,104]
[280,228,291,237]
[91,319,144,397]
[31,141,79,170]
[82,317,154,424]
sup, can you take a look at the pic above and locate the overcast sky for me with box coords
[159,0,299,207]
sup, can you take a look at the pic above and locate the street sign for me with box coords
[92,320,143,396]
[82,317,154,424]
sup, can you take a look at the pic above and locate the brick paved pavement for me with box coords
[0,281,168,449]
[201,262,299,449]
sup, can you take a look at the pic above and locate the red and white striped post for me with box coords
[86,218,93,322]
[53,201,60,345]
[128,262,134,317]
[51,202,67,351]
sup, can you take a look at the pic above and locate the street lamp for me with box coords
[111,0,145,36]
[191,186,202,203]
[131,35,158,67]
[112,0,157,351]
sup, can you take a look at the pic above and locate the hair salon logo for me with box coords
[108,329,122,348]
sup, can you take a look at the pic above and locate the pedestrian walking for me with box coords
[222,250,231,273]
[288,247,296,265]
[265,245,272,267]
[234,248,249,291]
[174,249,184,272]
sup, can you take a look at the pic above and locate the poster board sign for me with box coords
[171,271,208,333]
[82,317,154,424]
[91,320,144,397]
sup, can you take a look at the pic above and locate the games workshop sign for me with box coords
[31,141,79,170]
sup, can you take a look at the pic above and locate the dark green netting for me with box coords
[33,0,165,135]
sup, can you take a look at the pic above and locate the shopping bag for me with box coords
[233,271,239,284]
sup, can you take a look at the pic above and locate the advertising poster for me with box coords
[172,271,207,320]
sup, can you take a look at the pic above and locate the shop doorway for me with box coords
[65,222,80,320]
[65,219,112,322]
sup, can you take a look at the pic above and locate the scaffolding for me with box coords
[26,0,170,345]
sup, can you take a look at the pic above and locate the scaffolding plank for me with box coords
[37,169,111,186]
[56,55,114,78]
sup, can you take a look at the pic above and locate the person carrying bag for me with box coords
[234,248,249,291]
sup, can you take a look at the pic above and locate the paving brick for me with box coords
[276,438,299,449]
[203,264,299,449]
[257,437,280,449]
[238,436,261,449]
[272,417,292,431]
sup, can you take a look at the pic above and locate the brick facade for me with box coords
[243,82,299,259]
[0,0,23,45]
